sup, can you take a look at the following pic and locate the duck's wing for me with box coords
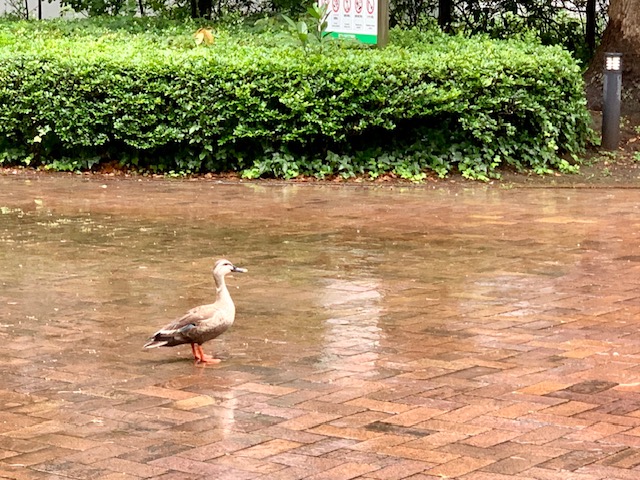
[143,304,215,348]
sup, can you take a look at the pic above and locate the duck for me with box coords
[144,259,247,365]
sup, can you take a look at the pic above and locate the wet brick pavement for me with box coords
[2,176,640,479]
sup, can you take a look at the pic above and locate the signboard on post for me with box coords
[320,0,388,47]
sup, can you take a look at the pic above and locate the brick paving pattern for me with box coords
[2,178,640,479]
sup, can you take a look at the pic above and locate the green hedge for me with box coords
[0,19,591,180]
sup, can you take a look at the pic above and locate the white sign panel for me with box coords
[321,0,378,44]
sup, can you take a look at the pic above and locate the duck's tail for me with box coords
[143,337,170,349]
[143,329,176,348]
[143,323,195,349]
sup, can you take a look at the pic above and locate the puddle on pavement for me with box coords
[2,175,640,438]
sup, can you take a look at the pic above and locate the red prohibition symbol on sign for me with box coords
[332,0,339,12]
[366,0,374,14]
[343,0,351,13]
[355,0,362,14]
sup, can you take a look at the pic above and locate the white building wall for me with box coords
[1,0,63,18]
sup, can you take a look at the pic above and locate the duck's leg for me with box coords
[190,343,199,362]
[194,344,221,365]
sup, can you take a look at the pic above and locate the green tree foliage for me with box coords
[391,0,609,63]
[52,0,308,19]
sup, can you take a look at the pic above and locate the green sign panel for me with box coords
[327,32,378,44]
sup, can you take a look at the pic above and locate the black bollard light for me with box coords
[602,52,622,151]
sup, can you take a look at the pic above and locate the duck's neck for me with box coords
[214,275,232,303]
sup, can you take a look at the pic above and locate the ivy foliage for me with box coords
[0,19,591,180]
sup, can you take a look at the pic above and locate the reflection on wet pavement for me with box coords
[2,176,640,478]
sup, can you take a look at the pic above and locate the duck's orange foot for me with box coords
[195,355,222,365]
[192,344,222,366]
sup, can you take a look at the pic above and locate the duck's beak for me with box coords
[232,266,248,273]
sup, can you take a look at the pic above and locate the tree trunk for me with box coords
[585,0,596,55]
[438,0,452,33]
[197,0,212,18]
[585,0,640,113]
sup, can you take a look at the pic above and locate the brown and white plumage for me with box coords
[144,259,247,364]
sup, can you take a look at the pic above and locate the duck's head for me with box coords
[214,259,248,276]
